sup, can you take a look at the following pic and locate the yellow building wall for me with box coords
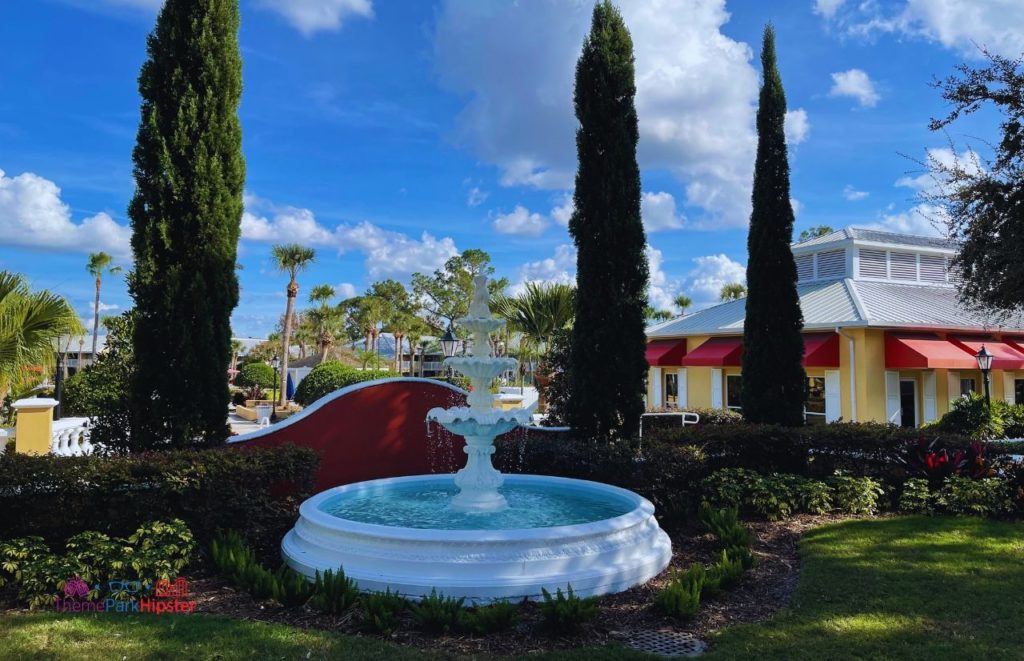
[14,406,53,455]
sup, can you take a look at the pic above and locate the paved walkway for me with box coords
[228,412,263,436]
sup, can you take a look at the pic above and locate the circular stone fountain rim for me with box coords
[301,474,654,542]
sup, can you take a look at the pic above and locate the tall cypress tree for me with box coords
[128,0,245,448]
[567,1,648,442]
[741,25,806,426]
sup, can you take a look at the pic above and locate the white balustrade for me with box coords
[49,418,93,456]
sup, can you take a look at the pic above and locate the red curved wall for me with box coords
[229,379,568,491]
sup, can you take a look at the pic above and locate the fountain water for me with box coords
[281,277,671,602]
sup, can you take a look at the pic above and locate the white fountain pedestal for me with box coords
[451,435,507,512]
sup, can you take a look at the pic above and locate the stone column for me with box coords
[13,397,58,455]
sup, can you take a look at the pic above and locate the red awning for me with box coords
[646,339,687,366]
[950,337,1024,370]
[885,333,978,369]
[803,333,840,367]
[681,337,743,367]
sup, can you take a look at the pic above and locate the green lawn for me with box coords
[1,516,1020,660]
[707,516,1024,660]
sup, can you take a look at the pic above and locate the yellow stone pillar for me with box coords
[13,397,57,455]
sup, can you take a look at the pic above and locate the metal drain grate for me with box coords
[625,630,705,658]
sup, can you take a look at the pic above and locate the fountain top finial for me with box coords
[468,275,489,318]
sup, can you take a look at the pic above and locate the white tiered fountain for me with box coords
[282,276,671,602]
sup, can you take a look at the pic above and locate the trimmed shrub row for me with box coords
[0,445,319,556]
[292,361,389,406]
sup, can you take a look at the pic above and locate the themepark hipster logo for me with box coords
[54,576,196,614]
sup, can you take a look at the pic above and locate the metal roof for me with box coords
[648,279,1024,338]
[793,227,955,251]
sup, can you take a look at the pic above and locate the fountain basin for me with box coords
[281,474,672,603]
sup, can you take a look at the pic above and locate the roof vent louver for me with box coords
[816,249,846,279]
[859,249,887,278]
[890,252,917,280]
[796,254,814,281]
[919,254,947,283]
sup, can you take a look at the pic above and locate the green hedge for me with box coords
[0,445,318,557]
[293,361,388,406]
[235,362,276,389]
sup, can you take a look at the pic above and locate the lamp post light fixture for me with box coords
[975,344,993,406]
[440,326,458,383]
[270,354,282,421]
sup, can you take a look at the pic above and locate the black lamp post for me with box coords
[270,355,280,419]
[54,351,64,421]
[975,344,993,406]
[440,325,458,383]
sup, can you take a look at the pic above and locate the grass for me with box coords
[0,611,651,660]
[706,515,1024,660]
[2,516,1021,660]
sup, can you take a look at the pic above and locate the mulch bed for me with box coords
[178,514,845,656]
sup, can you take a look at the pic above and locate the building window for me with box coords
[664,373,678,408]
[726,375,742,411]
[805,376,827,425]
[1015,379,1024,406]
[960,378,976,397]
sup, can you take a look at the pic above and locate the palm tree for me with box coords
[85,252,121,364]
[307,284,345,364]
[0,271,82,399]
[720,282,747,301]
[229,339,244,373]
[493,282,575,360]
[674,294,692,316]
[271,244,316,407]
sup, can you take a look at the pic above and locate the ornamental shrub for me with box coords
[828,472,885,514]
[235,362,275,390]
[539,585,598,631]
[292,361,388,406]
[410,588,469,635]
[940,476,1014,516]
[361,589,408,634]
[0,519,194,609]
[0,445,318,555]
[310,568,360,614]
[655,565,703,620]
[467,600,520,635]
[898,478,934,514]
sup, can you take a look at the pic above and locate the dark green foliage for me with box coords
[128,0,246,448]
[0,445,318,554]
[929,392,1024,440]
[230,390,247,406]
[714,549,746,589]
[742,25,806,427]
[210,531,276,600]
[697,503,752,549]
[940,476,1014,516]
[272,565,314,608]
[292,361,388,406]
[467,600,520,635]
[828,472,885,514]
[929,49,1024,315]
[0,520,194,609]
[538,328,572,427]
[235,362,275,390]
[567,1,648,442]
[61,312,135,452]
[360,589,408,635]
[702,468,884,517]
[410,249,509,331]
[654,566,703,620]
[310,568,360,614]
[410,588,467,634]
[898,478,934,514]
[539,585,598,631]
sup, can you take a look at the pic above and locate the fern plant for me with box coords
[361,589,408,634]
[310,567,360,614]
[539,585,598,631]
[410,588,468,634]
[467,600,520,634]
[654,565,703,620]
[272,565,313,608]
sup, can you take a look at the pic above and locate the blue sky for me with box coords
[2,0,1020,337]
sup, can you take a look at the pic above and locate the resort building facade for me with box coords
[646,228,1024,427]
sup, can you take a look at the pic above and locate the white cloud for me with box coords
[684,253,746,305]
[466,186,488,207]
[550,195,574,227]
[843,184,869,201]
[254,0,373,36]
[858,204,946,237]
[785,108,810,145]
[0,168,131,255]
[87,301,119,315]
[336,282,358,299]
[646,245,682,311]
[508,244,577,296]
[790,197,803,217]
[242,192,458,279]
[817,0,1024,58]
[434,0,760,227]
[813,0,846,19]
[829,69,880,107]
[492,205,548,236]
[641,191,685,232]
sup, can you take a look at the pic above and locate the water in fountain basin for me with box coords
[320,479,633,530]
